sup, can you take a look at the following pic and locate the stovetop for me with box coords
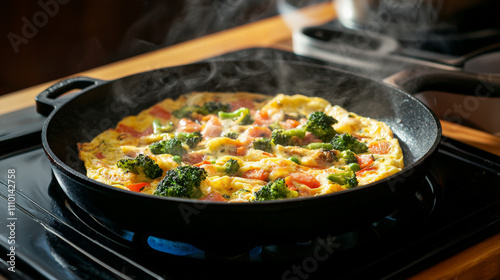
[1,48,500,280]
[293,20,500,72]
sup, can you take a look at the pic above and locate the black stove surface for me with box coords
[1,49,500,280]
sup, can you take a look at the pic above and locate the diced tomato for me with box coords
[247,126,272,138]
[194,160,213,167]
[177,118,201,133]
[199,192,228,202]
[254,110,273,126]
[116,124,144,137]
[356,166,378,176]
[282,119,300,129]
[368,141,391,155]
[239,126,272,145]
[201,115,223,138]
[182,152,205,165]
[356,154,374,169]
[284,176,295,190]
[141,126,153,136]
[126,182,149,192]
[95,151,105,159]
[236,146,248,156]
[242,169,269,181]
[256,109,268,119]
[289,173,320,189]
[149,106,171,119]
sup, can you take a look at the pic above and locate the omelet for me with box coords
[78,92,404,202]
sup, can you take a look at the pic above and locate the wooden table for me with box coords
[1,2,499,278]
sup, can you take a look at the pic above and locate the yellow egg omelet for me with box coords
[78,92,404,202]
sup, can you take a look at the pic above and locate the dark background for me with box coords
[1,0,303,96]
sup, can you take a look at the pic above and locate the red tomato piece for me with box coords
[356,166,378,176]
[282,119,300,129]
[284,176,296,191]
[194,160,213,167]
[247,126,272,138]
[199,192,228,202]
[116,124,142,137]
[356,154,374,169]
[95,151,105,159]
[150,106,171,119]
[140,126,153,136]
[236,146,248,156]
[239,126,272,145]
[177,118,201,133]
[368,141,392,155]
[126,182,149,192]
[289,173,320,189]
[254,110,273,126]
[241,169,269,181]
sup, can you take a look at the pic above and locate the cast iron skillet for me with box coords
[36,60,441,253]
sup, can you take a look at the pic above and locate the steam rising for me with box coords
[119,0,278,57]
[103,59,438,169]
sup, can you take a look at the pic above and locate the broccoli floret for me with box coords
[271,130,291,146]
[327,171,358,189]
[253,137,272,152]
[172,105,202,119]
[154,165,207,198]
[152,119,175,134]
[236,189,251,195]
[254,178,297,201]
[218,107,253,125]
[172,102,230,119]
[239,113,253,125]
[176,131,203,149]
[337,150,357,164]
[202,102,231,114]
[218,159,240,175]
[224,132,239,139]
[271,127,306,146]
[268,121,282,131]
[305,142,334,150]
[149,138,187,157]
[330,133,368,154]
[305,111,338,142]
[117,154,163,179]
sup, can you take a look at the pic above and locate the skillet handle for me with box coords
[36,76,104,117]
[383,68,500,98]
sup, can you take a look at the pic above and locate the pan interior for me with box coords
[44,60,439,177]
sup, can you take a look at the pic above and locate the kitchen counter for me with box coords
[1,2,499,279]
